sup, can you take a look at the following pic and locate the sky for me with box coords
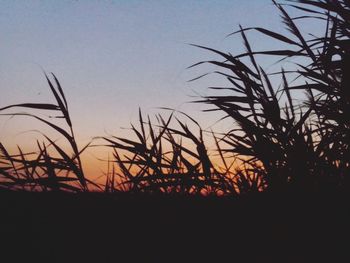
[0,0,322,180]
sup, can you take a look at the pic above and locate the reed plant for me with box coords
[188,0,350,192]
[102,110,245,195]
[1,0,349,195]
[0,74,91,192]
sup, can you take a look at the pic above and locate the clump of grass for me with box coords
[1,0,349,195]
[102,110,249,195]
[0,73,91,192]
[188,0,350,192]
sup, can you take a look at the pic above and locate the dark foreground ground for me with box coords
[0,189,349,263]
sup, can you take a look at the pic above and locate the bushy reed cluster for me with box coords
[1,0,349,195]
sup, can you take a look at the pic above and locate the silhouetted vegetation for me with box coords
[0,74,93,192]
[2,2,350,262]
[1,0,350,195]
[187,0,350,193]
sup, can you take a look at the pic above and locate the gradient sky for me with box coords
[0,0,322,179]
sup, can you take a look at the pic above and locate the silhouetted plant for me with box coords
[103,110,245,195]
[189,0,350,192]
[0,74,92,192]
[1,0,349,195]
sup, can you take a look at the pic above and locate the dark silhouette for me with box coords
[1,1,350,262]
[1,0,350,195]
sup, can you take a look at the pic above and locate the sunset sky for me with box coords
[0,0,320,180]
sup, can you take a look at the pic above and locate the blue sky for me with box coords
[0,0,323,176]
